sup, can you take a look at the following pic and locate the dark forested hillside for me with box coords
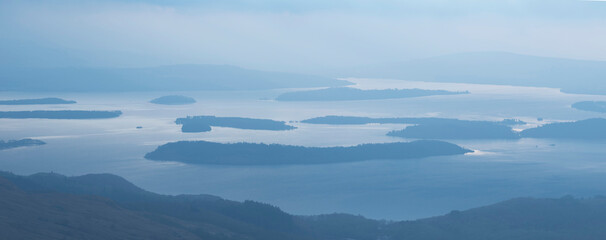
[388,197,606,240]
[0,176,200,240]
[2,171,606,240]
[0,171,310,240]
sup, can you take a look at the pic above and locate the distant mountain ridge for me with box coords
[0,171,305,240]
[353,52,606,95]
[0,176,200,240]
[0,64,350,92]
[2,171,606,239]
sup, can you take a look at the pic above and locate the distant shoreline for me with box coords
[276,87,468,101]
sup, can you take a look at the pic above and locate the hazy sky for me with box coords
[1,0,606,74]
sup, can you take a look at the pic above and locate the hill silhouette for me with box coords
[3,171,606,239]
[0,65,350,92]
[352,52,606,95]
[0,176,199,240]
[0,172,301,240]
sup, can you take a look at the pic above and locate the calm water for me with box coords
[1,78,606,220]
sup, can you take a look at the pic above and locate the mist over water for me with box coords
[2,79,606,220]
[5,1,606,239]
